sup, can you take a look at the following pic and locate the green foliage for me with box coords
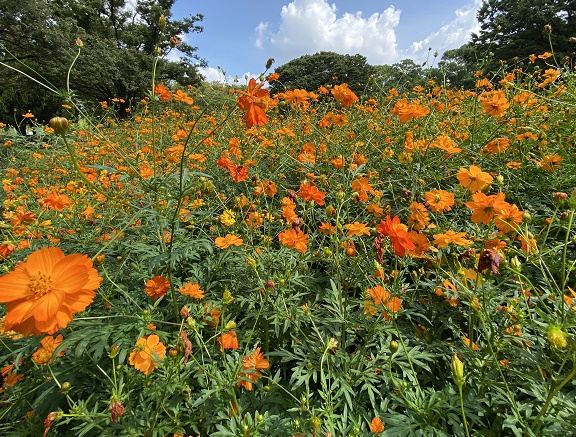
[0,0,204,126]
[471,0,576,70]
[269,51,376,97]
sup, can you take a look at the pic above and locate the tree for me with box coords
[269,52,376,97]
[0,0,204,126]
[471,0,576,70]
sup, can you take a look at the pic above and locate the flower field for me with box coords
[1,59,576,436]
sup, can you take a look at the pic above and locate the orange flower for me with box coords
[351,176,379,202]
[456,165,493,192]
[376,215,415,256]
[278,228,309,253]
[370,417,385,433]
[237,347,270,390]
[407,202,430,231]
[331,83,358,107]
[0,247,102,336]
[433,230,473,248]
[366,285,402,320]
[538,154,562,172]
[218,331,239,351]
[482,137,510,156]
[319,222,336,235]
[173,89,194,105]
[145,276,170,300]
[297,182,326,206]
[154,84,171,101]
[215,234,243,249]
[281,197,299,223]
[494,205,524,234]
[236,78,270,127]
[391,98,430,122]
[465,192,510,224]
[40,192,72,211]
[345,222,371,237]
[179,282,204,299]
[424,189,455,213]
[32,334,65,365]
[480,90,509,117]
[128,334,166,375]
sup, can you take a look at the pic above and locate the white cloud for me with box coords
[255,0,482,66]
[406,0,483,64]
[198,66,226,83]
[257,0,400,65]
[198,67,258,85]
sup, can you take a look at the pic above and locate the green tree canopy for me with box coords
[269,51,376,97]
[0,0,204,126]
[471,0,576,69]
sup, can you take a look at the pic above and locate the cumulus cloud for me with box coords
[254,0,481,65]
[256,0,400,64]
[407,0,483,63]
[198,66,257,84]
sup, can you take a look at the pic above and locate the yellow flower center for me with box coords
[29,272,55,298]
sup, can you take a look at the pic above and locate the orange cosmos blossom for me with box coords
[40,192,72,211]
[215,234,243,249]
[424,189,455,213]
[465,192,511,224]
[32,334,65,365]
[278,228,309,253]
[297,182,326,206]
[218,330,239,351]
[0,247,102,336]
[331,83,358,107]
[391,98,430,122]
[237,347,270,391]
[457,165,493,192]
[145,276,170,300]
[480,90,509,117]
[376,215,415,256]
[178,282,204,299]
[370,417,385,433]
[236,78,270,127]
[128,334,166,375]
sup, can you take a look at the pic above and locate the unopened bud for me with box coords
[390,340,399,353]
[451,353,465,387]
[49,117,69,136]
[159,16,167,30]
[222,289,234,305]
[547,326,567,348]
[265,58,275,69]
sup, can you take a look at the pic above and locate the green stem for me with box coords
[532,355,576,434]
[61,134,111,201]
[457,383,470,437]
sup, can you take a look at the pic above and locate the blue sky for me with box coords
[171,0,484,83]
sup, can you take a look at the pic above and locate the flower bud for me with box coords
[547,326,567,348]
[310,416,321,431]
[265,58,275,69]
[451,353,465,387]
[222,289,234,305]
[225,320,236,330]
[159,16,167,30]
[75,38,84,48]
[49,117,69,136]
[390,340,399,353]
[60,381,71,393]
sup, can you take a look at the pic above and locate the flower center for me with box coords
[29,272,55,298]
